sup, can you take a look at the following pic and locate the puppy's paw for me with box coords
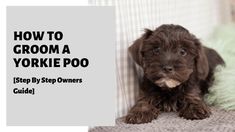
[125,105,159,124]
[179,104,211,120]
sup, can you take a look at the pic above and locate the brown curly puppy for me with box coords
[126,24,225,124]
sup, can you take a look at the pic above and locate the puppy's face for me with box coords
[142,36,196,88]
[129,25,209,89]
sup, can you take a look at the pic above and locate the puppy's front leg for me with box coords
[179,88,211,120]
[125,97,160,124]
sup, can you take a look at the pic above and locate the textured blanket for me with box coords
[90,107,235,132]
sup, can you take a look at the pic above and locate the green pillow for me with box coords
[204,24,235,110]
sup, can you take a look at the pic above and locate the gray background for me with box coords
[7,6,116,126]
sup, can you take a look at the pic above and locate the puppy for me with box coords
[125,24,225,124]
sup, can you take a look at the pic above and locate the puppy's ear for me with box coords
[128,29,153,66]
[195,40,209,80]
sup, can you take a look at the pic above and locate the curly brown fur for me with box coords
[126,24,225,124]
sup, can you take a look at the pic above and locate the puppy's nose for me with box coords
[163,65,174,72]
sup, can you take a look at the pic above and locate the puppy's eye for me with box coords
[179,48,187,56]
[152,47,160,55]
